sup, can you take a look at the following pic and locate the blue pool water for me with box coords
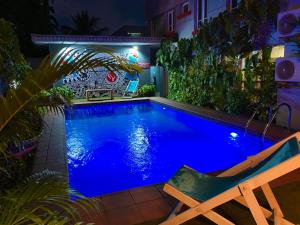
[65,101,273,197]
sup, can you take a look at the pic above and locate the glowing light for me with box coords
[133,46,138,50]
[129,47,139,58]
[228,132,240,147]
[271,45,284,59]
[230,132,239,138]
[163,107,166,110]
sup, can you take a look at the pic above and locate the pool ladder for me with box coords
[244,103,292,143]
[261,103,292,143]
[244,110,258,136]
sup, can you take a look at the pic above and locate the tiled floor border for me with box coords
[74,97,294,141]
[33,97,295,178]
[31,97,298,224]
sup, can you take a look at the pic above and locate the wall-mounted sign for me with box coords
[105,71,118,84]
[61,46,147,98]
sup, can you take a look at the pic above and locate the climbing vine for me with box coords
[157,0,279,121]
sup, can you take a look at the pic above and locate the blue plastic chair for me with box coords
[160,133,300,225]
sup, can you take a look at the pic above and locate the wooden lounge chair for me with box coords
[122,80,139,98]
[160,132,300,225]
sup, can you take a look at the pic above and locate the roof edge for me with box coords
[31,34,163,46]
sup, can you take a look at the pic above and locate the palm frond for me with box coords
[0,110,42,143]
[0,170,101,225]
[0,46,141,133]
[29,94,68,116]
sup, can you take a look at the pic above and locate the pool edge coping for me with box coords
[70,97,295,142]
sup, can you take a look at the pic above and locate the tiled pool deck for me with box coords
[32,97,300,225]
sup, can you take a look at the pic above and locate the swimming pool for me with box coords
[65,101,273,197]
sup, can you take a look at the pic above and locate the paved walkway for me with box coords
[80,184,177,225]
[32,112,68,177]
[32,106,176,225]
[32,97,299,225]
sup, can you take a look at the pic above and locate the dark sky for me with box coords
[52,0,146,34]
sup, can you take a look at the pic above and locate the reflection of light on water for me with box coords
[129,125,149,156]
[67,138,84,159]
[67,137,93,168]
[128,124,151,180]
[228,132,240,148]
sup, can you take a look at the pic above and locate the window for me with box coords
[168,10,175,32]
[182,2,189,14]
[271,45,285,59]
[198,0,207,27]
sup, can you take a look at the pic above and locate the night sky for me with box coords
[52,0,146,34]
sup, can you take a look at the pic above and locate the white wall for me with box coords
[147,0,230,39]
[177,0,195,39]
[276,1,300,129]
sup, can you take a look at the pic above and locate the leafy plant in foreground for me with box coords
[0,170,100,224]
[0,19,142,224]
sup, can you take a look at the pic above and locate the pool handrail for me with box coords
[262,103,292,143]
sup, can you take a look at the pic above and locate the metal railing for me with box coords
[261,103,292,143]
[244,110,258,136]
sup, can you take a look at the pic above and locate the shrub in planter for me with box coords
[41,86,75,101]
[138,84,156,97]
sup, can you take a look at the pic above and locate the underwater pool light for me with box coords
[230,132,239,138]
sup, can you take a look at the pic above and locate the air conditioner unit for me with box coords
[277,8,300,38]
[275,57,300,82]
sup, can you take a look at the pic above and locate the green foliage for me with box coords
[0,19,31,95]
[0,45,142,139]
[0,151,35,190]
[157,32,276,120]
[0,0,58,56]
[0,18,142,224]
[225,88,249,114]
[0,170,101,225]
[195,0,280,56]
[138,84,156,97]
[242,48,277,121]
[41,86,75,101]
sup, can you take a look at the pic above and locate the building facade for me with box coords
[145,0,240,39]
[146,0,300,130]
